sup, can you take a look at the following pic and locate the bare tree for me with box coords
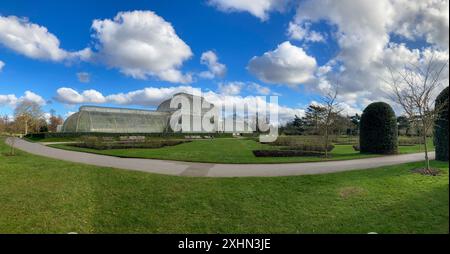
[320,83,343,158]
[386,54,449,172]
[14,101,44,135]
[48,109,63,133]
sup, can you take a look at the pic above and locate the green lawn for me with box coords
[50,138,434,164]
[0,139,448,233]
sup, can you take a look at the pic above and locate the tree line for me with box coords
[0,101,63,135]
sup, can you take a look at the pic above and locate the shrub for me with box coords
[360,102,398,154]
[434,87,449,161]
[398,136,423,146]
[253,150,324,157]
[264,136,321,147]
[75,136,187,150]
[279,144,334,152]
[25,132,233,140]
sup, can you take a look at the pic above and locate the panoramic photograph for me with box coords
[0,0,448,248]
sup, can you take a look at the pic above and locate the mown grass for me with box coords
[0,138,448,233]
[50,138,434,164]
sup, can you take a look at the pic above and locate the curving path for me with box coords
[6,138,434,178]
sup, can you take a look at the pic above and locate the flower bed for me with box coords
[72,136,188,150]
[253,150,324,157]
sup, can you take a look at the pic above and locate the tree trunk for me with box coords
[422,125,430,171]
[24,120,28,135]
[324,127,329,158]
[9,136,15,156]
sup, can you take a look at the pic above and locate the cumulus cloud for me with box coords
[199,51,227,79]
[218,81,274,96]
[77,72,90,83]
[90,11,193,83]
[21,91,47,106]
[0,91,46,108]
[106,86,201,106]
[55,86,201,106]
[0,15,91,62]
[201,92,305,124]
[290,0,449,114]
[218,82,243,95]
[247,82,272,95]
[248,41,318,86]
[0,94,16,107]
[390,0,449,50]
[55,87,106,104]
[208,0,290,21]
[0,60,4,71]
[287,22,325,43]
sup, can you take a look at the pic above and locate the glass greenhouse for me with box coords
[62,106,172,133]
[61,93,219,133]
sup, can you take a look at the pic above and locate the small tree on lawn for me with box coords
[386,54,449,172]
[320,84,343,158]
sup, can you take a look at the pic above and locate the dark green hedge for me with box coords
[360,102,398,154]
[434,87,449,161]
[72,139,189,150]
[25,132,233,140]
[253,150,324,157]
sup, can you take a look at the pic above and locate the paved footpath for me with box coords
[6,138,434,178]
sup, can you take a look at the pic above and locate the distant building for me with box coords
[61,93,218,133]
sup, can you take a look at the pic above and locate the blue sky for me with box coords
[0,0,448,120]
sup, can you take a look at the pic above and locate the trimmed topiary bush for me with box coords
[360,102,398,154]
[434,87,449,161]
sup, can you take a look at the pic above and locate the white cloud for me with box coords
[0,91,46,108]
[218,82,243,95]
[0,60,4,71]
[290,0,449,113]
[106,86,201,106]
[201,92,305,123]
[55,87,106,104]
[390,0,449,50]
[90,11,193,83]
[287,22,325,43]
[199,51,227,79]
[208,0,290,21]
[77,72,90,83]
[0,15,91,62]
[0,94,16,107]
[248,41,318,86]
[247,82,272,95]
[20,91,46,106]
[55,86,201,106]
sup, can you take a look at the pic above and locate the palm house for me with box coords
[61,93,217,133]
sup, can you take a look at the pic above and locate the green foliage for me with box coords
[434,87,449,161]
[398,136,423,146]
[25,132,233,140]
[253,150,324,157]
[279,144,335,152]
[360,102,398,154]
[75,136,187,150]
[280,115,306,135]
